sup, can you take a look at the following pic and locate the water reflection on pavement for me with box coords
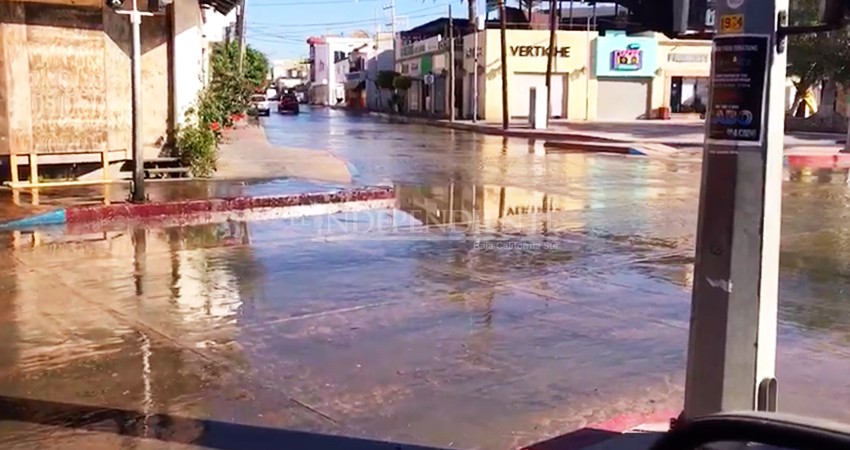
[1,108,850,449]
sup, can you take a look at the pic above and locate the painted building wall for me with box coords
[173,0,206,129]
[366,32,395,110]
[479,30,597,122]
[309,36,370,105]
[201,7,236,43]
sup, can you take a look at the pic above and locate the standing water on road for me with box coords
[2,108,850,449]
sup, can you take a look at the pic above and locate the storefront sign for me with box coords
[510,45,571,57]
[668,53,709,63]
[595,33,658,77]
[612,44,643,71]
[707,35,770,146]
[399,36,442,59]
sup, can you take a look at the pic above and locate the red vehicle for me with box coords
[278,93,300,114]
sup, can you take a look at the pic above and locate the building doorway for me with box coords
[670,76,710,114]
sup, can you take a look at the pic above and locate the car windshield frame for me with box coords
[251,95,266,102]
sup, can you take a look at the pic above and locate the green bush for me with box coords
[176,122,218,178]
[393,75,412,91]
[376,70,400,90]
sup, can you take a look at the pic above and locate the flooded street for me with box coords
[2,108,850,449]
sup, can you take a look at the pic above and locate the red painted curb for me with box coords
[589,410,676,433]
[786,154,850,169]
[64,186,394,224]
[519,410,676,450]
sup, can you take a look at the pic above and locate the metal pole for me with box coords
[130,0,145,203]
[498,0,509,130]
[682,0,786,421]
[473,19,479,123]
[236,0,247,74]
[449,5,456,122]
[584,15,590,120]
[544,0,556,120]
[844,97,850,152]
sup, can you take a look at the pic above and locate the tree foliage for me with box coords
[787,0,850,112]
[376,70,400,90]
[203,41,271,126]
[175,42,270,177]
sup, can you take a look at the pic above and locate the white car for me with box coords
[250,94,271,116]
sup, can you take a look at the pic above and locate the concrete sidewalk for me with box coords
[371,113,846,154]
[216,122,353,184]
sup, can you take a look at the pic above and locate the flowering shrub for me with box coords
[175,121,218,178]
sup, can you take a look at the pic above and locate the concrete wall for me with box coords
[172,0,205,128]
[656,37,712,114]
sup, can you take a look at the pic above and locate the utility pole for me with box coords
[112,0,152,203]
[383,0,396,38]
[129,0,144,202]
[544,0,557,120]
[449,5,456,122]
[236,0,247,74]
[473,15,480,122]
[383,0,396,84]
[682,0,787,421]
[498,0,509,130]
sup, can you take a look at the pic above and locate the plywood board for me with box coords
[26,4,108,154]
[0,2,34,156]
[141,13,171,159]
[102,6,132,157]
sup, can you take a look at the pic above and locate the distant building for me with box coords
[271,59,309,91]
[307,35,371,105]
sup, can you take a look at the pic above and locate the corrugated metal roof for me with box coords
[201,0,239,15]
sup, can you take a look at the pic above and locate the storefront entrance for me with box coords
[669,76,710,113]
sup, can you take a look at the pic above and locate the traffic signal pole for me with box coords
[682,0,788,420]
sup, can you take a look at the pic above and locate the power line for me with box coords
[250,0,381,7]
[246,2,446,28]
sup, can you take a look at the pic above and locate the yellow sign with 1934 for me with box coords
[719,14,744,33]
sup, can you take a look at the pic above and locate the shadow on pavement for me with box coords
[0,395,450,450]
[521,427,621,450]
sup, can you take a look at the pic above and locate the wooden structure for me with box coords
[0,0,171,188]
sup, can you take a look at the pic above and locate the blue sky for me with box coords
[245,0,484,61]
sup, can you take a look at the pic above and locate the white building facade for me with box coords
[307,35,371,105]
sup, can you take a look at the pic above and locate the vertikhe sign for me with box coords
[510,45,571,57]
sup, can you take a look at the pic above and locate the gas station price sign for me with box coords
[707,35,770,146]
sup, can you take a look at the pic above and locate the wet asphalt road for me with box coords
[2,107,850,449]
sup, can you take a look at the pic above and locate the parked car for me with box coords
[278,93,300,114]
[249,94,271,116]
